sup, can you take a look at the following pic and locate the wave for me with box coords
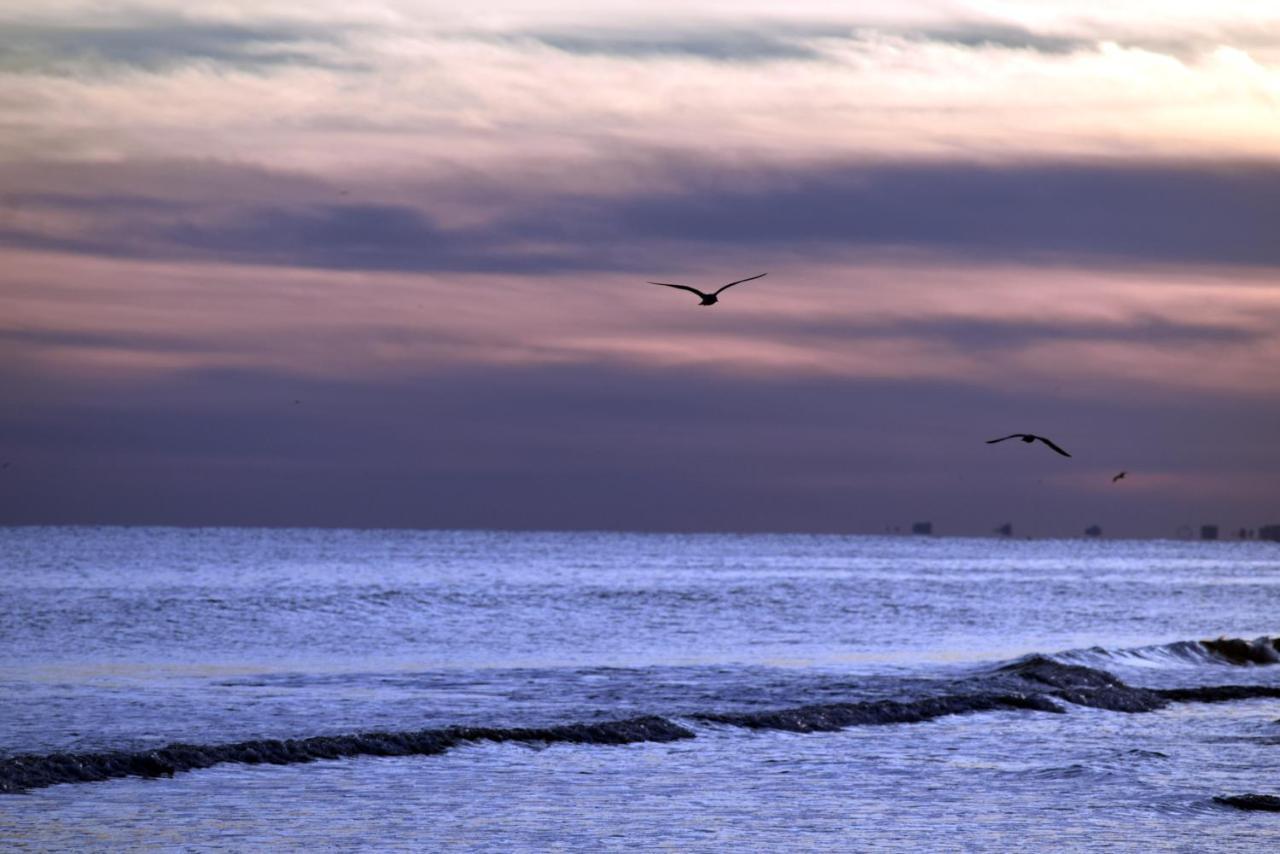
[5,653,1279,794]
[0,716,693,796]
[1054,636,1280,669]
[1214,794,1280,812]
[1199,637,1280,665]
[696,692,1064,732]
[698,655,1280,736]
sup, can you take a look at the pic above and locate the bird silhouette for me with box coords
[648,273,766,305]
[1112,471,1126,483]
[986,433,1071,457]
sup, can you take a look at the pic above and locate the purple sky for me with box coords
[2,2,1279,536]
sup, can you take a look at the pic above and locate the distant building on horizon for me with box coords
[912,521,933,535]
[1084,525,1102,538]
[1260,525,1280,542]
[1201,525,1219,541]
[995,522,1012,537]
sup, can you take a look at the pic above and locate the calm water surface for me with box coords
[1,527,1278,850]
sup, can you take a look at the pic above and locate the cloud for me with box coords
[166,204,495,271]
[0,9,1234,83]
[4,8,1280,170]
[497,20,1096,67]
[6,157,1280,270]
[531,158,1280,267]
[158,200,657,273]
[0,327,233,355]
[747,315,1265,352]
[0,20,350,74]
[898,24,1088,54]
[4,223,1277,407]
[512,28,830,62]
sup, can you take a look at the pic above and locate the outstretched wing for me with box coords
[649,282,708,299]
[985,434,1024,444]
[1036,436,1072,457]
[713,272,767,296]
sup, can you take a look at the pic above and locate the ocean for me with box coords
[1,526,1278,851]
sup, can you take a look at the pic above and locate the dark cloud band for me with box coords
[5,157,1279,270]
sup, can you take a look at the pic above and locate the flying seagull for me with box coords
[985,433,1072,458]
[648,273,766,306]
[1112,471,1126,483]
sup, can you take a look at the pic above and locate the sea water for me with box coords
[2,527,1278,850]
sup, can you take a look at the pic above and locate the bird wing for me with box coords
[1035,436,1072,457]
[985,434,1025,444]
[712,273,767,295]
[649,282,708,298]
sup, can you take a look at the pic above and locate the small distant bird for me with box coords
[648,273,766,306]
[292,400,301,405]
[1112,471,1126,483]
[0,461,9,469]
[986,433,1072,458]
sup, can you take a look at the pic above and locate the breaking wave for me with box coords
[1054,636,1280,668]
[1214,794,1280,812]
[5,641,1280,794]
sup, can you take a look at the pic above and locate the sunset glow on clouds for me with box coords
[2,1,1278,534]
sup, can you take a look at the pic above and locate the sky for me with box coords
[2,1,1279,537]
